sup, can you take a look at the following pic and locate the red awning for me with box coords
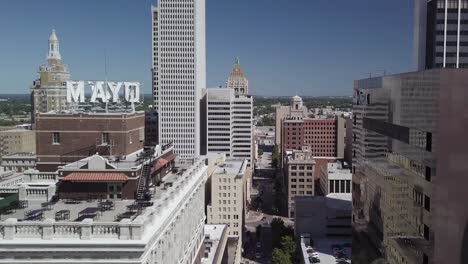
[154,158,169,171]
[162,151,177,162]
[63,172,129,182]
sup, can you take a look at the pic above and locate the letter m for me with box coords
[67,81,85,103]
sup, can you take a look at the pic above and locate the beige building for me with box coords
[0,128,35,157]
[207,158,246,246]
[318,160,352,196]
[284,146,315,218]
[31,30,70,123]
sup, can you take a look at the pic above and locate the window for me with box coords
[424,195,430,212]
[330,180,334,193]
[102,133,110,145]
[52,132,60,144]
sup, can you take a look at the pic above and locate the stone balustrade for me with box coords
[0,218,143,241]
[23,170,58,183]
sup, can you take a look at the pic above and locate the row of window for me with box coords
[329,180,351,194]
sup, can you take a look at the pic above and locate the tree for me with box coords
[280,236,296,257]
[258,149,264,156]
[272,248,291,264]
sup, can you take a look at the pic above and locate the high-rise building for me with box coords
[283,146,315,218]
[144,110,159,147]
[352,69,468,264]
[226,57,249,95]
[281,95,346,159]
[206,158,246,264]
[274,95,308,149]
[414,0,468,69]
[202,88,253,164]
[31,30,70,123]
[151,0,206,159]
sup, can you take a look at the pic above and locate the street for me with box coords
[243,152,292,264]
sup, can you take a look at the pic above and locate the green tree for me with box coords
[258,149,264,156]
[280,236,296,257]
[272,248,291,264]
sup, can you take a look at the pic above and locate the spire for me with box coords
[235,56,240,66]
[47,29,61,61]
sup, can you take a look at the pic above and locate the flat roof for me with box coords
[0,157,200,224]
[202,225,227,264]
[213,159,246,176]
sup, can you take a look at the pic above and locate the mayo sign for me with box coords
[66,81,141,104]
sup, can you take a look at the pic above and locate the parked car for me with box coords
[308,256,320,263]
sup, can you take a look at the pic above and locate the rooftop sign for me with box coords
[66,81,141,104]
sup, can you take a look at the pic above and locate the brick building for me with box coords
[35,111,145,171]
[282,117,345,158]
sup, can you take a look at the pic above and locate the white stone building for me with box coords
[202,88,253,164]
[207,159,246,248]
[0,157,208,264]
[151,0,206,158]
[319,161,352,196]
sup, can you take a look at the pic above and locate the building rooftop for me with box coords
[0,154,201,224]
[327,161,352,180]
[202,224,227,264]
[296,195,352,211]
[213,159,247,177]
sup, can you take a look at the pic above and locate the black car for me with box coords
[308,256,320,263]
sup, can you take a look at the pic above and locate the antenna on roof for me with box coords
[104,49,109,113]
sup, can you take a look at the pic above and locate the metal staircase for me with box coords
[135,148,156,201]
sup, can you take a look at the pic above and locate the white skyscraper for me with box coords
[151,0,206,158]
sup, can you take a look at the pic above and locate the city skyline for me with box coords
[0,0,413,96]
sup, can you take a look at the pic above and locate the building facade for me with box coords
[352,69,468,264]
[274,95,308,149]
[151,0,206,158]
[207,159,246,245]
[31,30,70,123]
[415,0,468,69]
[283,146,315,218]
[145,110,159,147]
[226,57,249,95]
[35,111,145,171]
[0,153,36,173]
[203,88,253,164]
[0,128,36,158]
[318,161,352,196]
[0,153,208,264]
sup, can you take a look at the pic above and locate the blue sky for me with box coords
[0,0,414,96]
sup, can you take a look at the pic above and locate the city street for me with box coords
[243,152,292,264]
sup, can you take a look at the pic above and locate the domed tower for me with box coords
[226,57,249,95]
[31,30,71,124]
[289,95,304,120]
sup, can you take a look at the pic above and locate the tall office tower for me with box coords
[352,69,468,264]
[415,0,468,69]
[226,57,249,95]
[202,88,253,164]
[151,0,206,159]
[31,30,70,123]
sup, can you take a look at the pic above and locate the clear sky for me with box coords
[0,0,414,96]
